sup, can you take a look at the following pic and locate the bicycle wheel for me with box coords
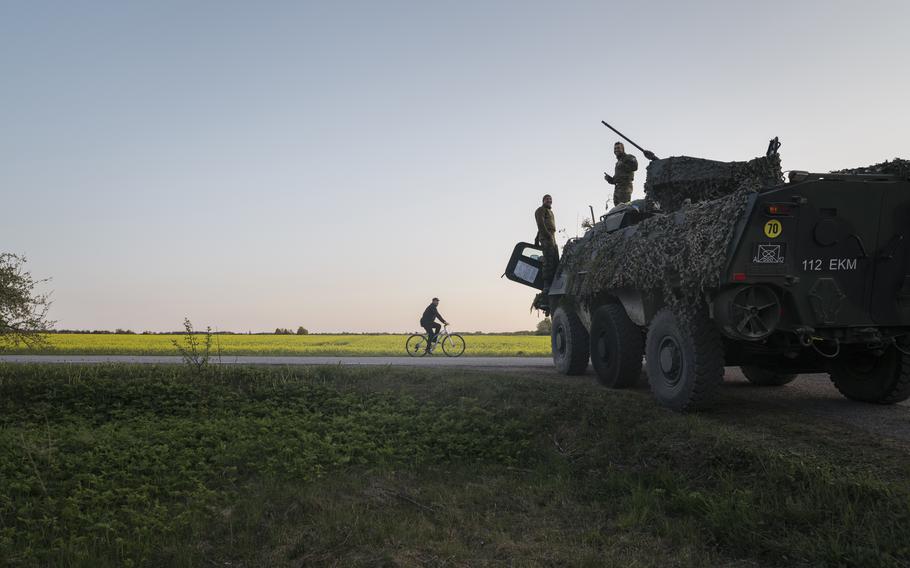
[406,334,429,357]
[442,334,466,357]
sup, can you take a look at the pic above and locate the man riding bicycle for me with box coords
[420,297,449,353]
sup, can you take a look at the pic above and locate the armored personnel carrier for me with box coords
[505,144,910,411]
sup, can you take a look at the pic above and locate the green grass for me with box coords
[4,333,551,357]
[2,363,909,566]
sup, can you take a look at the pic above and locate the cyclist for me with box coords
[420,297,449,353]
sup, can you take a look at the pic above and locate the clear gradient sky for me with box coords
[3,1,908,333]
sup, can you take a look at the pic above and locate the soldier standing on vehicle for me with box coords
[604,141,638,208]
[534,194,558,292]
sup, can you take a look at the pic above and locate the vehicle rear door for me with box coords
[504,242,546,290]
[787,179,885,326]
[869,182,910,325]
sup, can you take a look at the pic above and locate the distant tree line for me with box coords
[468,319,551,336]
[274,327,309,335]
[46,326,312,335]
[44,324,552,336]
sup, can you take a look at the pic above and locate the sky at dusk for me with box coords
[3,0,908,333]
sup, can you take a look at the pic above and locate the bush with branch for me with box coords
[535,318,552,336]
[0,253,54,349]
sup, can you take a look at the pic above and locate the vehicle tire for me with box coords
[551,306,590,375]
[442,334,466,357]
[406,334,429,357]
[740,366,797,386]
[828,340,910,404]
[590,304,643,388]
[645,307,725,412]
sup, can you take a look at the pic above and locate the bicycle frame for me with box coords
[426,325,451,346]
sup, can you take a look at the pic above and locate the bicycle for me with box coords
[406,324,466,357]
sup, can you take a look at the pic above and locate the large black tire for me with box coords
[645,307,725,412]
[740,366,797,386]
[551,306,590,375]
[828,340,910,404]
[590,304,643,388]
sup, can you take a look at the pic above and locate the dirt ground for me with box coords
[715,368,910,444]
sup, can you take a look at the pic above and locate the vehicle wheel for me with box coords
[645,307,725,412]
[551,306,590,375]
[406,334,429,357]
[590,304,643,388]
[442,334,466,357]
[828,340,910,404]
[740,366,797,386]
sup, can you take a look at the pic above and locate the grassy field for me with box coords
[2,363,910,566]
[4,333,552,357]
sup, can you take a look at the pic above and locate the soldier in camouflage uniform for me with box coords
[604,141,638,208]
[534,194,559,291]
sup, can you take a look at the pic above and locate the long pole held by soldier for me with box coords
[600,120,659,161]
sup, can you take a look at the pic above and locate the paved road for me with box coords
[0,355,555,369]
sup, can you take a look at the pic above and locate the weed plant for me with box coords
[170,318,216,372]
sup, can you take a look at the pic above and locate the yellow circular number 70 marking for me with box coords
[764,219,782,239]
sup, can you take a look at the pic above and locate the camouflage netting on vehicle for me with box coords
[831,158,910,179]
[645,155,782,212]
[556,154,783,313]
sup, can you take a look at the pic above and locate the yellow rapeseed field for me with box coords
[11,334,551,357]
